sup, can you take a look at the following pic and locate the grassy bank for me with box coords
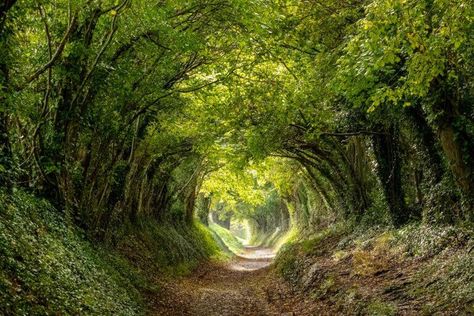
[0,190,221,314]
[274,222,474,315]
[209,223,244,254]
[0,190,143,314]
[117,220,220,277]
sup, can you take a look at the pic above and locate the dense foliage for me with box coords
[1,0,473,234]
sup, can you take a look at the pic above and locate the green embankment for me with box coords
[274,222,474,314]
[0,190,220,315]
[249,226,292,251]
[0,190,143,314]
[117,219,220,277]
[209,223,243,254]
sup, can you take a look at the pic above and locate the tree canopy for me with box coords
[0,0,473,237]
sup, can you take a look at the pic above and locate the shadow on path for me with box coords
[229,246,276,271]
[149,246,284,315]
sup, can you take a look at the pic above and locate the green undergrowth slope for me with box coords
[117,220,220,276]
[274,222,474,315]
[0,190,144,315]
[0,190,221,315]
[209,223,243,255]
[250,227,292,250]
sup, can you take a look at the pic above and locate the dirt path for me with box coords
[149,246,292,316]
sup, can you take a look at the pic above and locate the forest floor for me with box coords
[146,246,299,316]
[145,225,474,316]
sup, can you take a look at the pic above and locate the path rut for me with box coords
[150,246,283,316]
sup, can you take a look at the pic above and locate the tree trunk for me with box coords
[430,77,473,218]
[185,176,198,224]
[197,195,211,226]
[438,124,473,202]
[279,201,290,232]
[0,1,16,190]
[372,124,408,227]
[405,105,444,182]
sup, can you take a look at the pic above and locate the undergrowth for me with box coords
[117,219,221,276]
[0,190,143,315]
[250,227,292,250]
[209,223,243,255]
[0,189,223,314]
[274,220,474,314]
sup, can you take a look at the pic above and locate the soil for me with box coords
[147,246,295,316]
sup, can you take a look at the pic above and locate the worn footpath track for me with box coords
[148,246,292,316]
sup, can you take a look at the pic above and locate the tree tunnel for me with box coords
[1,0,473,314]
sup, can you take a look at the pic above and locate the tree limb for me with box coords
[320,131,387,137]
[22,13,78,87]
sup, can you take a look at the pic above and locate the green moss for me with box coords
[314,274,336,298]
[409,242,474,314]
[274,242,302,282]
[274,220,474,314]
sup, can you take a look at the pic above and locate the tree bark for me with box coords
[405,105,444,182]
[438,124,473,200]
[197,195,211,226]
[372,124,408,227]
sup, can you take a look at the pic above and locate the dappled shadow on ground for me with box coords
[229,246,276,271]
[148,246,292,316]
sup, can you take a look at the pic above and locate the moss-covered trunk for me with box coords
[372,124,408,227]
